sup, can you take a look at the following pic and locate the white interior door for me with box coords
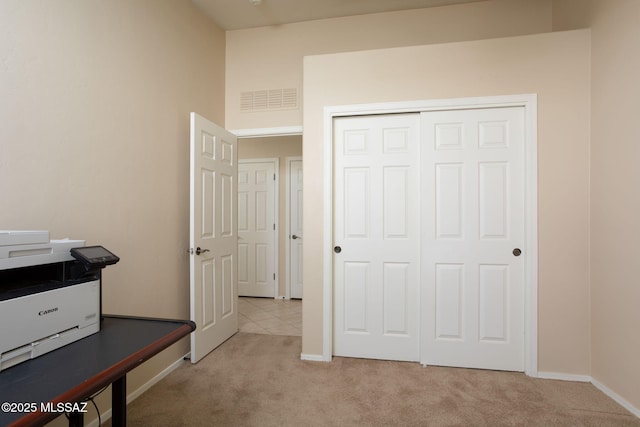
[238,160,277,298]
[333,114,421,362]
[189,112,238,364]
[288,158,303,299]
[421,107,525,371]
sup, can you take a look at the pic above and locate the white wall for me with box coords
[554,0,640,412]
[225,0,553,130]
[302,30,591,375]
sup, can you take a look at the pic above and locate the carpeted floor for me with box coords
[109,333,639,426]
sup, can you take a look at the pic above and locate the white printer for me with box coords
[0,231,119,371]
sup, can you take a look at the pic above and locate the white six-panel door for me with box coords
[189,112,238,364]
[333,114,421,362]
[420,107,525,371]
[238,160,276,298]
[288,158,304,299]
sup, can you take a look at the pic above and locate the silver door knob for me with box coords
[196,247,210,255]
[292,235,302,240]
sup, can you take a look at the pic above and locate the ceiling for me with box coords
[191,0,487,31]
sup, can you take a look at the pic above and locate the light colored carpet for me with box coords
[111,333,639,426]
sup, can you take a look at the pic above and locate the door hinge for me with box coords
[273,174,276,181]
[273,273,276,280]
[273,223,276,230]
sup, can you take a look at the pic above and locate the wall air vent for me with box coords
[240,88,298,112]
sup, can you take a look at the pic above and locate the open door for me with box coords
[189,112,238,363]
[288,158,303,299]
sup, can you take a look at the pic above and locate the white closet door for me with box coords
[333,114,421,362]
[421,107,525,371]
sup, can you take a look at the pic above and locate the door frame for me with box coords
[238,157,279,299]
[322,94,539,377]
[285,156,303,300]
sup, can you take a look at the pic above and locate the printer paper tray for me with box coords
[0,323,99,371]
[0,279,100,371]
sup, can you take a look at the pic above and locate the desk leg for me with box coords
[68,411,84,427]
[112,375,127,427]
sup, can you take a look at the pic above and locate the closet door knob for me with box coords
[334,246,342,254]
[513,248,522,256]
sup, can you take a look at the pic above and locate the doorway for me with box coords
[237,135,303,299]
[236,135,303,336]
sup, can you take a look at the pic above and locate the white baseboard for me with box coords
[537,372,639,418]
[591,378,640,419]
[86,353,189,427]
[126,354,187,403]
[300,353,328,362]
[537,371,591,382]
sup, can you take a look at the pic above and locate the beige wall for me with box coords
[238,136,303,297]
[554,0,640,411]
[2,0,637,419]
[0,0,225,423]
[302,30,591,375]
[225,0,553,130]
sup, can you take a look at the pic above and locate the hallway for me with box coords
[238,297,301,336]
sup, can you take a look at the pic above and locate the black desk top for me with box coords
[0,315,195,427]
